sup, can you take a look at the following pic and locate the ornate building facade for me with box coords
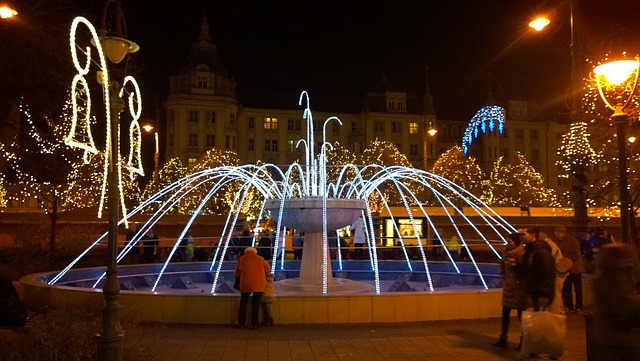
[164,18,570,194]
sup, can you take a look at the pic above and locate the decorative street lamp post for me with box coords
[422,121,437,171]
[66,1,142,360]
[143,123,160,183]
[593,57,639,247]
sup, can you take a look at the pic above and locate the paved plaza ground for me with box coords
[122,312,588,361]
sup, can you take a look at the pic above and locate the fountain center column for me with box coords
[299,231,332,285]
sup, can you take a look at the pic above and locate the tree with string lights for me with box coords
[0,99,84,260]
[359,140,419,210]
[431,145,491,204]
[324,141,357,186]
[490,152,557,207]
[177,148,242,215]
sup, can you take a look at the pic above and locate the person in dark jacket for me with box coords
[521,226,556,310]
[257,231,273,261]
[492,232,531,349]
[234,247,271,329]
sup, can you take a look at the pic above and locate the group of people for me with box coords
[493,224,640,359]
[124,223,160,264]
[492,225,585,355]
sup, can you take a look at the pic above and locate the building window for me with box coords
[168,111,175,124]
[531,148,540,162]
[332,123,339,135]
[188,133,198,147]
[230,113,235,124]
[409,144,418,156]
[187,157,197,168]
[248,117,255,129]
[264,140,278,152]
[264,117,278,130]
[206,111,216,123]
[225,135,235,149]
[392,122,400,133]
[398,101,404,111]
[206,134,215,147]
[197,75,208,88]
[409,122,418,134]
[248,138,254,151]
[288,140,295,152]
[530,129,539,140]
[351,122,357,132]
[388,101,395,110]
[188,110,199,123]
[288,118,301,131]
[375,121,384,132]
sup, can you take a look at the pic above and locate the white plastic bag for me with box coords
[520,310,567,356]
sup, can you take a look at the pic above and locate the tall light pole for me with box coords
[67,1,140,360]
[143,123,159,183]
[422,121,437,171]
[593,57,639,248]
[530,0,592,242]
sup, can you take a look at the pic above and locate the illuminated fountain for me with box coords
[34,91,517,299]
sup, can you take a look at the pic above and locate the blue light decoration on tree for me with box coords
[461,106,505,155]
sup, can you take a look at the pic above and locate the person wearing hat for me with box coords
[592,243,640,360]
[553,225,585,313]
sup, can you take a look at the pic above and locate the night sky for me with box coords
[5,0,640,122]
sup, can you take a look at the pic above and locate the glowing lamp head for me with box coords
[101,36,139,64]
[142,124,154,133]
[529,17,550,32]
[594,59,639,86]
[427,128,438,137]
[0,5,18,18]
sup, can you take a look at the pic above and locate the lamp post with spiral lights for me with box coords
[67,1,141,359]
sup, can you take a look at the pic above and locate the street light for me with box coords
[529,1,592,242]
[422,121,437,171]
[66,1,140,360]
[593,56,639,247]
[143,123,159,183]
[0,5,17,18]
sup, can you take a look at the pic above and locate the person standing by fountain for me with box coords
[350,215,366,260]
[492,232,530,350]
[261,273,275,327]
[292,231,304,260]
[125,223,140,264]
[257,231,273,261]
[141,228,159,263]
[235,246,271,329]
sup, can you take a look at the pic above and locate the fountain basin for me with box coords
[264,197,366,232]
[18,261,513,324]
